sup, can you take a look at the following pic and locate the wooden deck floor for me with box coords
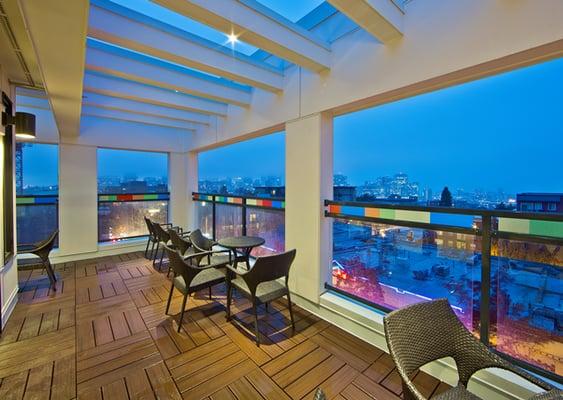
[0,251,450,399]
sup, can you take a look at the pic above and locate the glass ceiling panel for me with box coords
[255,0,326,22]
[107,0,259,56]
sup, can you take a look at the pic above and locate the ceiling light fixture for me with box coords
[2,111,36,139]
[227,33,238,44]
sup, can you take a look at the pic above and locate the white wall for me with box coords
[0,65,18,329]
[58,143,98,256]
[285,113,333,302]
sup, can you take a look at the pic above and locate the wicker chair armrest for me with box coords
[225,263,248,276]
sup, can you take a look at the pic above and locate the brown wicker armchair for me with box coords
[17,230,59,289]
[163,245,231,332]
[144,217,175,260]
[152,222,187,270]
[383,299,561,400]
[225,249,297,346]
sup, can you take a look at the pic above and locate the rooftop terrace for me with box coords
[0,0,562,399]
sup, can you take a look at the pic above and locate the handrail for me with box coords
[98,192,170,203]
[192,191,285,202]
[325,199,563,222]
[16,195,58,205]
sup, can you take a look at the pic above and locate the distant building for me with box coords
[334,174,349,186]
[374,195,418,204]
[254,186,285,198]
[334,186,356,201]
[516,193,563,213]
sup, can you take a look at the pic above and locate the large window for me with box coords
[97,148,169,242]
[196,132,285,256]
[330,59,563,377]
[15,143,59,246]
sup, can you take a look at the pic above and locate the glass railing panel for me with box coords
[246,207,285,256]
[490,237,562,374]
[332,217,481,334]
[98,194,169,242]
[215,203,243,239]
[16,197,58,246]
[194,200,213,238]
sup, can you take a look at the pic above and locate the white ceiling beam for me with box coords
[83,73,228,117]
[88,3,284,92]
[81,105,197,132]
[86,43,252,107]
[327,0,403,43]
[17,0,89,137]
[82,92,211,125]
[152,0,331,72]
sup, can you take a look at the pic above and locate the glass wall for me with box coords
[197,132,286,255]
[491,238,562,374]
[332,218,481,333]
[97,149,169,242]
[194,201,213,238]
[246,208,285,256]
[15,143,59,245]
[331,58,563,377]
[198,132,285,196]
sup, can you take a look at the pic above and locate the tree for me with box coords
[440,186,453,207]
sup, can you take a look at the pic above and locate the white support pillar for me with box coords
[185,151,199,231]
[58,143,98,256]
[169,152,188,229]
[285,112,333,303]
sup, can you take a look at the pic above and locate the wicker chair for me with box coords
[168,228,192,256]
[17,230,59,289]
[383,299,562,400]
[163,244,231,332]
[225,249,297,346]
[152,223,187,270]
[144,218,174,260]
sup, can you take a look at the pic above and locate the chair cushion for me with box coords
[231,278,288,303]
[432,385,481,400]
[173,268,225,294]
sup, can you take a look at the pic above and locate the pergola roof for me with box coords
[10,0,406,139]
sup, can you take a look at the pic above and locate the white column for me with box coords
[186,151,199,230]
[169,152,188,228]
[285,112,333,303]
[58,144,98,256]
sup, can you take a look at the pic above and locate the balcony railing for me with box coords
[16,195,59,246]
[98,193,169,242]
[325,199,563,382]
[192,192,285,257]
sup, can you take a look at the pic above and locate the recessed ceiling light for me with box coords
[227,33,238,44]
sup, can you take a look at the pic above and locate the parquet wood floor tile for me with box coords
[0,251,449,399]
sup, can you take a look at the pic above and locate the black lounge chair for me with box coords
[163,244,231,332]
[225,249,297,346]
[17,230,59,289]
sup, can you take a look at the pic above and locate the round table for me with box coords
[217,236,265,269]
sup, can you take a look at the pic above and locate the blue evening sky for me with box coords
[334,57,563,194]
[199,131,285,180]
[20,143,58,188]
[97,148,168,180]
